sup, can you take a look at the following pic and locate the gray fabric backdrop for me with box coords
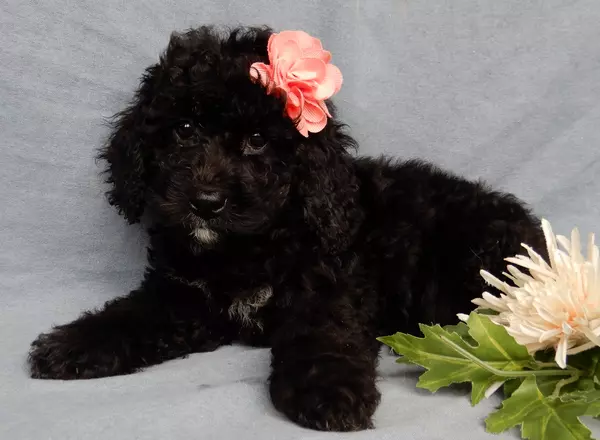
[2,0,600,439]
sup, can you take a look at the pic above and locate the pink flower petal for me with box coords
[285,87,305,120]
[276,30,321,52]
[274,59,292,88]
[275,40,301,64]
[327,64,343,93]
[303,100,328,134]
[287,104,302,120]
[288,58,326,82]
[275,30,303,43]
[302,49,331,63]
[317,100,331,118]
[249,62,273,89]
[250,30,342,136]
[267,34,277,64]
[303,99,326,123]
[295,117,309,137]
[287,87,304,108]
[305,116,327,134]
[305,36,324,52]
[273,43,300,85]
[287,78,315,92]
[313,64,343,100]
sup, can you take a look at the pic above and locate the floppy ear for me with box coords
[99,65,159,223]
[295,125,364,254]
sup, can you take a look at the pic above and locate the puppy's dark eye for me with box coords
[249,133,265,147]
[176,122,195,139]
[243,133,267,155]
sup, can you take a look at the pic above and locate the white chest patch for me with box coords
[228,286,273,330]
[192,227,219,244]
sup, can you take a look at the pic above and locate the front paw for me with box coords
[269,359,380,431]
[28,324,130,380]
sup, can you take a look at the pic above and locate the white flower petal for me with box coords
[482,292,511,311]
[521,244,552,270]
[571,228,582,260]
[561,322,574,335]
[539,328,562,342]
[505,257,556,278]
[484,381,505,399]
[472,298,494,310]
[518,323,545,338]
[522,341,546,353]
[590,319,600,332]
[581,327,600,349]
[556,235,573,256]
[588,233,598,266]
[479,270,511,294]
[567,341,598,355]
[506,264,534,285]
[534,304,563,326]
[555,337,569,369]
[542,218,558,268]
[468,219,600,367]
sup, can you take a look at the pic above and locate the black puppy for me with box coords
[28,26,544,431]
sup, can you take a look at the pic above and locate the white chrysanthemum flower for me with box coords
[468,219,600,369]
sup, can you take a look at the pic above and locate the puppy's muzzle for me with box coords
[189,192,227,219]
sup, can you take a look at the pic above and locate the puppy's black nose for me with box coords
[189,193,226,218]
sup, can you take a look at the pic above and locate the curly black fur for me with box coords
[28,26,545,431]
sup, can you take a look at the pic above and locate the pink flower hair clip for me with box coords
[250,30,343,137]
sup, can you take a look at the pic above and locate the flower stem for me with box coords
[534,362,579,373]
[551,374,581,399]
[536,362,562,368]
[440,336,575,378]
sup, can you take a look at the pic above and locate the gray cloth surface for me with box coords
[1,0,600,438]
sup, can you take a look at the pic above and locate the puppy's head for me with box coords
[100,26,361,253]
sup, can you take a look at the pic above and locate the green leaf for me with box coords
[537,376,568,397]
[486,377,594,440]
[560,389,600,404]
[534,374,596,401]
[444,321,475,345]
[504,378,523,398]
[487,376,546,433]
[573,378,597,393]
[567,349,600,381]
[584,401,600,417]
[521,406,592,440]
[378,313,535,405]
[466,312,531,362]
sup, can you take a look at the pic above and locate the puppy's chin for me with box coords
[191,227,219,245]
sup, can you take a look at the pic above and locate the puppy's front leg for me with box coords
[28,272,232,379]
[269,287,381,431]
